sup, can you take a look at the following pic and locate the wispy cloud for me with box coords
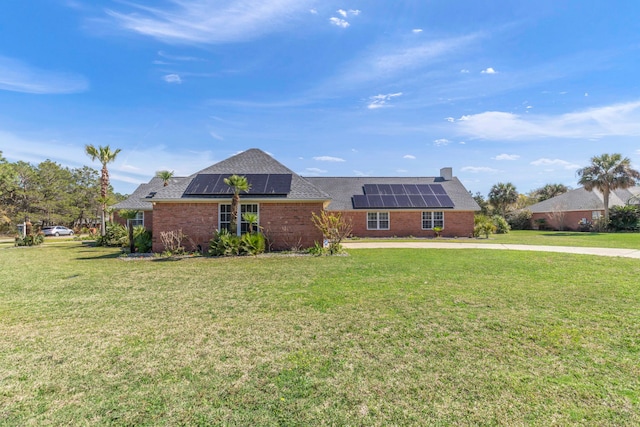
[338,32,483,85]
[367,92,402,109]
[0,55,88,94]
[106,0,311,44]
[481,67,497,74]
[412,29,423,34]
[461,166,499,173]
[456,101,640,140]
[403,154,416,159]
[434,138,450,146]
[530,158,580,170]
[314,156,346,162]
[163,74,182,84]
[494,154,520,160]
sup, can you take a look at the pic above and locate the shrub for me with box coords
[506,210,532,230]
[474,215,495,238]
[311,211,352,255]
[97,222,128,247]
[159,229,188,255]
[240,232,266,256]
[133,226,153,253]
[209,229,241,256]
[15,233,44,247]
[492,215,511,234]
[609,205,640,231]
[307,241,326,256]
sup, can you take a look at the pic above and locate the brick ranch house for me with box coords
[113,149,480,252]
[527,186,640,230]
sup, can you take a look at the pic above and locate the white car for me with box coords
[42,226,74,237]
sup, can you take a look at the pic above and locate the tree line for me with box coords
[473,153,640,230]
[0,150,126,234]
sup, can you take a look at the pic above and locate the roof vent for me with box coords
[440,167,453,181]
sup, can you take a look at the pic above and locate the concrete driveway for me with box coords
[342,241,640,259]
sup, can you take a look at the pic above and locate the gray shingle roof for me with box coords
[111,176,186,210]
[527,186,640,213]
[114,149,480,211]
[305,176,480,211]
[150,149,330,201]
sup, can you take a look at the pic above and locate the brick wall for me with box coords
[151,201,325,252]
[341,210,475,238]
[531,210,602,231]
[260,202,325,250]
[152,202,219,252]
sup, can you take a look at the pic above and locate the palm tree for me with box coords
[118,209,139,254]
[532,183,570,202]
[85,144,121,236]
[224,174,251,235]
[488,182,518,217]
[155,170,174,186]
[577,153,640,225]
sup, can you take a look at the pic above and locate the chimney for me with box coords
[440,167,453,181]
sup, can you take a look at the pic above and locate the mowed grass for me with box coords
[353,230,640,249]
[1,243,639,426]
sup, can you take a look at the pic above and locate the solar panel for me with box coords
[435,194,454,208]
[352,195,370,208]
[423,195,439,207]
[184,174,292,196]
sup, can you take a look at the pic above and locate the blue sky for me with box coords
[2,0,640,196]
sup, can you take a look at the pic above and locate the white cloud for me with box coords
[353,170,372,177]
[157,51,204,62]
[433,138,450,146]
[0,55,88,94]
[309,8,318,14]
[412,29,423,34]
[305,167,327,174]
[445,117,455,123]
[457,101,640,140]
[367,92,402,109]
[460,69,470,74]
[314,156,346,162]
[530,158,580,170]
[329,17,349,28]
[163,74,182,84]
[461,166,499,173]
[494,154,520,161]
[337,9,347,17]
[403,154,416,159]
[481,67,497,74]
[106,0,311,44]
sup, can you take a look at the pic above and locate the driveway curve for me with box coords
[342,241,640,259]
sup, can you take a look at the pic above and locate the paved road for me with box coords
[342,241,640,259]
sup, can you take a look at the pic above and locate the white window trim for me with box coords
[130,211,144,228]
[219,203,259,235]
[422,211,444,230]
[367,212,390,230]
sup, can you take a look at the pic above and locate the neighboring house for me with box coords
[528,186,640,230]
[113,149,480,252]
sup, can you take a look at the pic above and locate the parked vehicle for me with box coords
[42,226,74,237]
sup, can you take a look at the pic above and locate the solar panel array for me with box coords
[184,174,292,196]
[352,183,454,209]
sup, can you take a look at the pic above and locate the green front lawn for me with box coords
[1,243,639,425]
[351,229,640,249]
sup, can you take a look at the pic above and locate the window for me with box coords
[219,204,259,234]
[367,212,389,230]
[592,211,602,220]
[130,211,144,227]
[422,211,444,230]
